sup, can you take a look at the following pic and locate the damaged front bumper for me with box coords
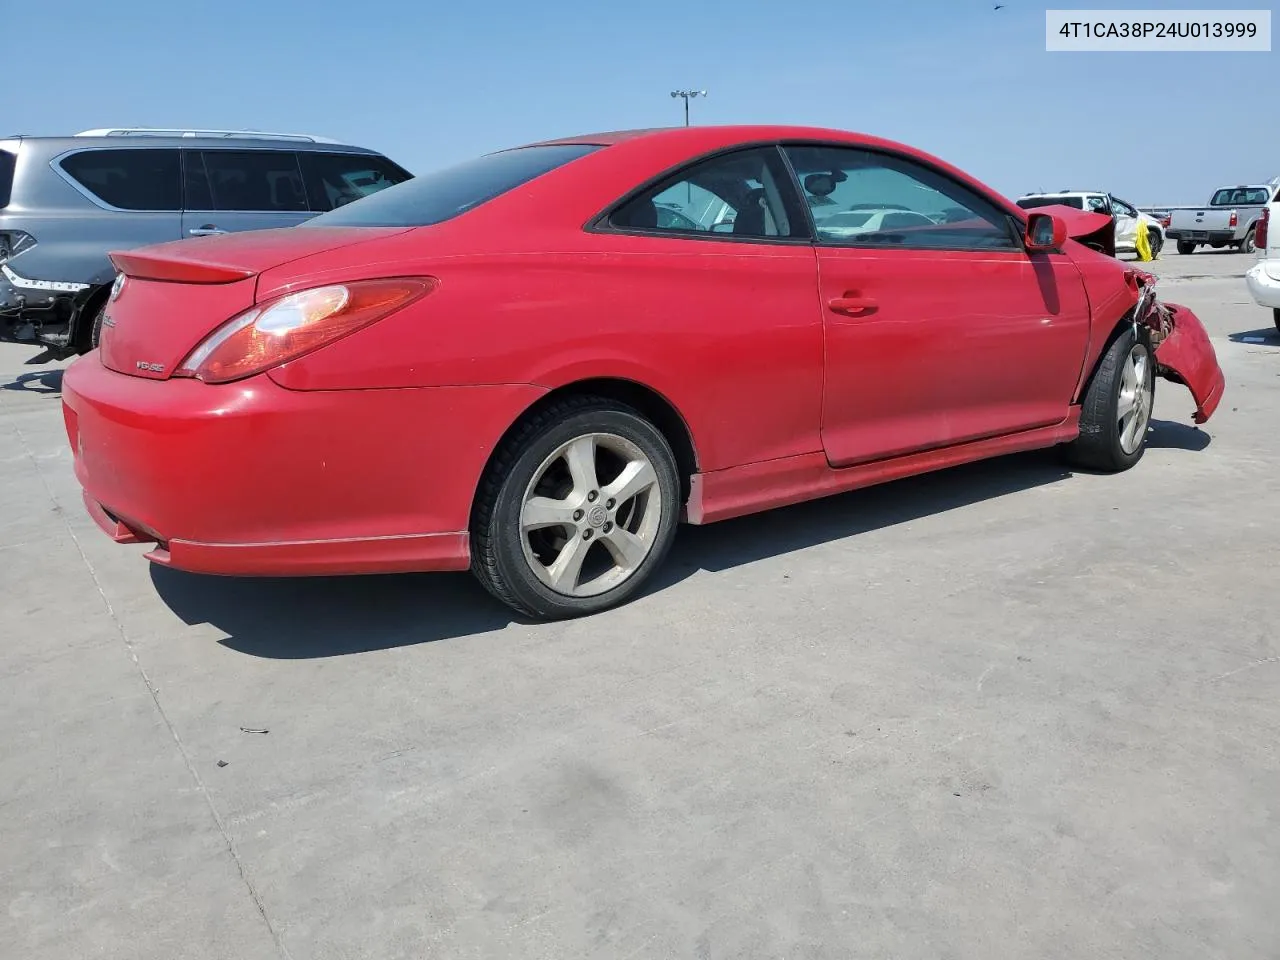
[1139,283,1225,424]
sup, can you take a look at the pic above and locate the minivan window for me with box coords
[299,152,413,212]
[59,148,181,211]
[304,143,601,228]
[199,150,308,212]
[0,150,15,208]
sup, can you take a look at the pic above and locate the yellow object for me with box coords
[1135,218,1154,261]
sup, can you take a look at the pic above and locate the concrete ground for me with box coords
[2,249,1277,960]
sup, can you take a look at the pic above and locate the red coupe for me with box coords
[62,125,1225,620]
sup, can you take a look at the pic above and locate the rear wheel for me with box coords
[89,303,107,350]
[470,396,680,620]
[1177,239,1196,255]
[1065,326,1155,472]
[1240,227,1256,255]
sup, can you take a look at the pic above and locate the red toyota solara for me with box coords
[62,125,1225,620]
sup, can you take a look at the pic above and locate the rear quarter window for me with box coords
[58,148,181,210]
[303,143,600,228]
[298,152,413,212]
[0,150,15,208]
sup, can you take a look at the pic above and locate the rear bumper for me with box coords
[1167,229,1236,245]
[1245,262,1280,309]
[62,354,546,576]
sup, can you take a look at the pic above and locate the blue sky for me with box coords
[7,0,1276,205]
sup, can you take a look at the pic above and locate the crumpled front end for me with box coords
[1134,272,1225,423]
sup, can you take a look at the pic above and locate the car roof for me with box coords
[518,124,933,152]
[1,132,384,155]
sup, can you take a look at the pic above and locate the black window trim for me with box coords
[775,139,1026,254]
[586,141,815,247]
[588,138,1031,253]
[50,146,183,214]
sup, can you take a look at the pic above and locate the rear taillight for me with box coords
[1229,210,1239,228]
[1257,207,1270,250]
[175,277,436,384]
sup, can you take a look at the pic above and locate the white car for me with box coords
[1244,200,1280,331]
[815,207,938,239]
[1015,190,1165,257]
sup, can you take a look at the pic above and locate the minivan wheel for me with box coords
[1176,240,1196,255]
[471,396,680,620]
[1065,326,1155,472]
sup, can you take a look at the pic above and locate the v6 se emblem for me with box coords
[136,361,165,373]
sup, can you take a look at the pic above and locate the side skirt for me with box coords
[684,412,1081,525]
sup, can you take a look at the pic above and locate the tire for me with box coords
[1064,325,1155,472]
[1273,308,1280,333]
[89,302,106,350]
[1240,227,1256,255]
[1177,239,1196,255]
[1148,230,1163,258]
[470,396,681,620]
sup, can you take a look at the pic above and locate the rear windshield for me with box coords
[303,143,601,228]
[1016,195,1085,210]
[1211,187,1271,206]
[0,150,15,208]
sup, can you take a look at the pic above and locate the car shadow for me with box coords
[153,448,1076,659]
[1,369,63,395]
[1228,327,1280,347]
[1145,418,1211,452]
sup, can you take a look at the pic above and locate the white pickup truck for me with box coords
[1167,179,1279,255]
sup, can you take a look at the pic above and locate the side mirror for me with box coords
[1025,212,1067,251]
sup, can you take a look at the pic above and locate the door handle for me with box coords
[827,294,878,317]
[188,224,226,236]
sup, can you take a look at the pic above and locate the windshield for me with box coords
[302,143,601,228]
[1211,187,1271,206]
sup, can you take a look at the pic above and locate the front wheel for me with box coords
[1177,240,1196,255]
[1065,326,1155,472]
[1148,231,1163,258]
[470,396,681,620]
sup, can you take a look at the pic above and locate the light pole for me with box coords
[670,89,707,127]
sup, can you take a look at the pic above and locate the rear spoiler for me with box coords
[108,249,256,284]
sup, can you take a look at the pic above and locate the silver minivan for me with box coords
[0,128,412,361]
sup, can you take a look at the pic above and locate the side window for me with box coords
[608,147,805,240]
[1085,196,1109,213]
[182,151,213,210]
[199,150,308,212]
[783,145,1018,250]
[298,152,413,212]
[1110,197,1137,217]
[58,148,180,211]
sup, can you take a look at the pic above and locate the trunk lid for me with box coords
[101,226,412,380]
